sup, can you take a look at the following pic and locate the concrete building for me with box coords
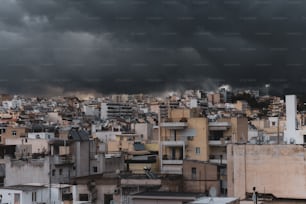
[208,117,248,165]
[183,160,220,195]
[284,95,306,144]
[159,108,209,174]
[100,102,132,120]
[227,144,306,199]
[134,123,153,141]
[131,192,202,204]
[0,126,27,145]
[189,197,239,204]
[150,103,168,121]
[0,184,73,204]
[250,117,285,144]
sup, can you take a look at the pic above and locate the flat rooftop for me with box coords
[190,197,239,204]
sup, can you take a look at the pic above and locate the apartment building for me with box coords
[100,102,132,120]
[159,108,209,174]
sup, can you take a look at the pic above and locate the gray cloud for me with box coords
[0,0,306,95]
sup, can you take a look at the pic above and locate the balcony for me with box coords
[53,155,74,165]
[209,155,227,165]
[161,166,182,174]
[160,122,188,129]
[208,122,231,131]
[162,160,183,165]
[208,140,230,146]
[161,140,185,147]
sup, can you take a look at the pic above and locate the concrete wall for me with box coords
[1,126,27,144]
[135,123,153,141]
[6,138,49,153]
[186,118,209,162]
[183,160,219,194]
[227,144,306,199]
[5,157,49,186]
[133,199,184,204]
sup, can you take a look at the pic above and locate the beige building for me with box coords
[0,126,27,144]
[183,160,220,195]
[208,117,248,165]
[107,133,141,153]
[160,108,248,176]
[227,144,306,199]
[159,108,209,174]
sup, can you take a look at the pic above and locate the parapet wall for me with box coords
[227,144,306,199]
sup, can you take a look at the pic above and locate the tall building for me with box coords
[100,102,132,120]
[159,109,209,175]
[284,95,306,144]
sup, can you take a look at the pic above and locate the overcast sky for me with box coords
[1,0,306,95]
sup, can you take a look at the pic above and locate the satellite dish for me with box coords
[209,187,217,197]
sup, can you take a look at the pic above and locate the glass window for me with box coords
[195,147,200,155]
[192,167,196,179]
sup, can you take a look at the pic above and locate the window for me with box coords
[272,121,276,126]
[12,130,17,136]
[79,194,89,201]
[191,167,197,179]
[195,147,200,155]
[32,192,37,202]
[59,169,63,175]
[52,169,56,176]
[93,166,98,173]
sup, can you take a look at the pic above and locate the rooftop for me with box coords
[189,197,239,204]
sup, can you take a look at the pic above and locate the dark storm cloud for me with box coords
[1,0,306,95]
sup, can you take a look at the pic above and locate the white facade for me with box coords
[83,105,100,117]
[189,99,198,108]
[47,112,63,124]
[0,184,73,204]
[100,102,132,120]
[28,132,55,140]
[284,95,303,144]
[94,131,121,143]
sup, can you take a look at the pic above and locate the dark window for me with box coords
[192,167,196,179]
[304,135,306,144]
[59,169,63,175]
[52,169,56,176]
[93,166,98,173]
[79,194,89,201]
[32,192,37,202]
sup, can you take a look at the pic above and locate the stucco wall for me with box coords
[228,144,306,199]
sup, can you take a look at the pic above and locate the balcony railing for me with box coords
[161,166,182,174]
[208,122,231,131]
[162,160,183,165]
[53,155,74,165]
[161,140,185,146]
[160,122,188,129]
[208,140,230,146]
